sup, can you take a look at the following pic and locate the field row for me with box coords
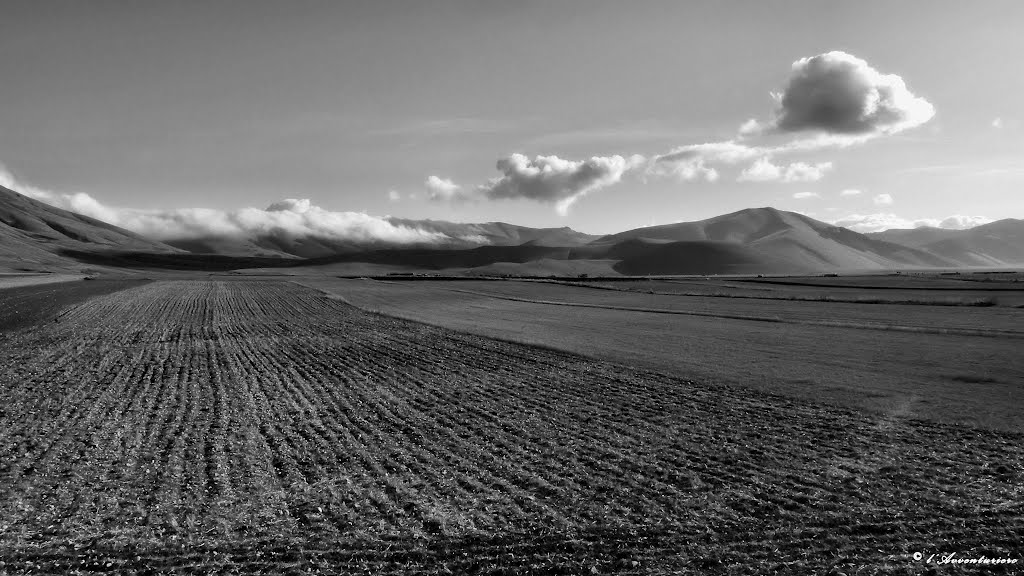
[425,280,1024,336]
[304,277,1024,432]
[0,280,1020,574]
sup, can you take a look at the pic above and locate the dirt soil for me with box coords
[0,280,1020,574]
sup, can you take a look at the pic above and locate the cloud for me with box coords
[266,198,312,213]
[738,118,762,137]
[873,193,894,206]
[832,213,993,233]
[783,161,833,182]
[387,190,401,202]
[771,51,935,136]
[431,51,933,212]
[934,215,994,230]
[737,157,832,182]
[839,188,862,196]
[649,141,760,181]
[478,153,645,214]
[424,175,464,201]
[792,192,819,199]
[1,166,452,245]
[1,166,123,223]
[736,157,780,182]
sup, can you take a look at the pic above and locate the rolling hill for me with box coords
[0,185,181,272]
[5,183,1022,275]
[869,219,1024,267]
[588,208,954,275]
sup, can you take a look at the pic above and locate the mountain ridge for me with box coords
[3,185,1022,274]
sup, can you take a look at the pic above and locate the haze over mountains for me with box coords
[2,185,1022,275]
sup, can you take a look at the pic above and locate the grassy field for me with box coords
[571,276,1024,307]
[1,278,1021,573]
[301,278,1024,433]
[394,279,1024,335]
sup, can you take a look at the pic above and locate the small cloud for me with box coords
[792,192,819,199]
[649,141,759,181]
[266,198,312,213]
[832,213,913,232]
[738,118,762,137]
[737,157,832,182]
[387,190,401,202]
[873,193,894,206]
[991,117,1003,129]
[479,153,645,214]
[935,215,994,230]
[424,175,464,202]
[770,51,935,137]
[782,161,832,182]
[736,157,781,182]
[839,188,862,196]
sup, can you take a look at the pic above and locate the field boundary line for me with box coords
[439,287,1024,339]
[529,279,1003,307]
[734,278,1024,292]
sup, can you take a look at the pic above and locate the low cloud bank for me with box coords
[2,167,450,245]
[833,213,994,233]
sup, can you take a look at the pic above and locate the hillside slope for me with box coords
[589,208,953,274]
[0,186,180,271]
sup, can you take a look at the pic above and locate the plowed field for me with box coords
[0,280,1020,574]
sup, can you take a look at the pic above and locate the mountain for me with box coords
[6,182,1021,275]
[0,185,180,272]
[866,226,963,248]
[868,219,1024,266]
[588,208,954,275]
[289,208,961,276]
[902,219,1024,266]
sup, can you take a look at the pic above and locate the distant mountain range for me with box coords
[867,220,1024,267]
[2,184,1022,275]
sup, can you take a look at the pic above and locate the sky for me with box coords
[0,0,1021,239]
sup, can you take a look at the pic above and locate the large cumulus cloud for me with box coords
[771,51,935,136]
[474,153,644,214]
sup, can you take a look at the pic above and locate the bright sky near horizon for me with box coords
[0,0,1021,236]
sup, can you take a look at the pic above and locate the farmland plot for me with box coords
[302,278,1024,431]
[0,280,1021,574]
